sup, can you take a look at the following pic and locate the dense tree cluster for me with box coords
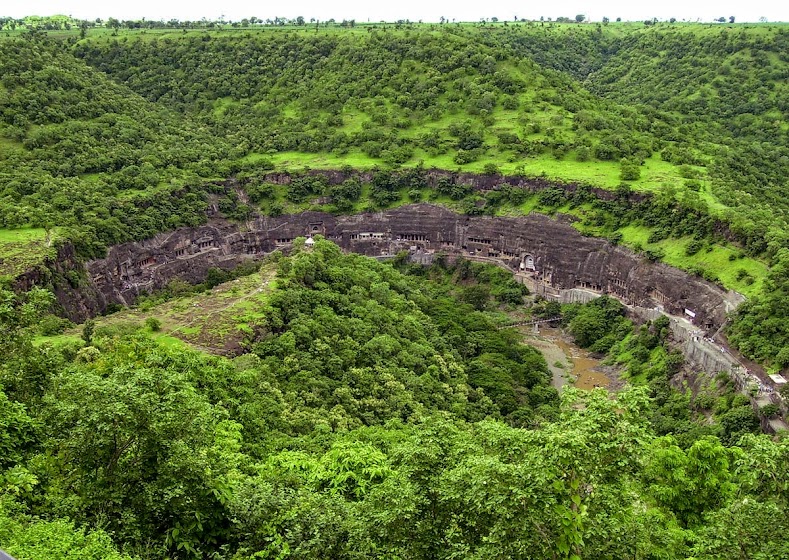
[728,249,789,370]
[0,37,236,258]
[248,240,551,426]
[0,247,787,558]
[72,30,671,170]
[477,24,789,259]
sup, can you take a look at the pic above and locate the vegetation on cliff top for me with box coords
[0,25,786,369]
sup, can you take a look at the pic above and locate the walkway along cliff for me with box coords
[81,204,743,326]
[26,203,784,428]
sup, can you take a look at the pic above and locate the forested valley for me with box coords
[0,18,788,559]
[1,239,786,559]
[1,23,788,366]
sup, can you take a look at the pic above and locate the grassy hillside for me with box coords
[73,25,789,248]
[585,27,789,258]
[456,23,789,256]
[0,25,787,370]
[74,30,690,189]
[2,26,783,255]
[46,264,280,354]
[0,227,56,278]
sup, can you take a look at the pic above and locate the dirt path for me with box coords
[715,331,774,385]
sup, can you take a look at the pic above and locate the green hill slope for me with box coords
[0,37,234,262]
[73,26,788,253]
[74,31,690,186]
[0,25,787,370]
[453,23,789,256]
[585,27,789,256]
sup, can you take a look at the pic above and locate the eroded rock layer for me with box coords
[78,204,741,331]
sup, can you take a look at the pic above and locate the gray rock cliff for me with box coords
[75,204,740,331]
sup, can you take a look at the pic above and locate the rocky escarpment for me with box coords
[13,242,108,320]
[77,204,741,331]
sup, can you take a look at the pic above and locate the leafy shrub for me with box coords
[483,163,500,175]
[644,248,665,262]
[693,392,716,411]
[620,159,641,181]
[38,314,73,336]
[685,239,705,256]
[759,403,779,418]
[454,149,478,165]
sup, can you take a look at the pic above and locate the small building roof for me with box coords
[768,374,787,385]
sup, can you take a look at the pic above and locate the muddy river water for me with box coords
[519,326,612,391]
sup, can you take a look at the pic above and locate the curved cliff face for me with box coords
[14,242,107,320]
[77,204,741,330]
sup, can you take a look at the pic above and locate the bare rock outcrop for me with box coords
[75,204,740,331]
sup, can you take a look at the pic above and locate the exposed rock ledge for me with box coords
[72,204,742,331]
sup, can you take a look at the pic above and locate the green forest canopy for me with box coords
[0,24,786,257]
[0,240,786,559]
[3,19,789,560]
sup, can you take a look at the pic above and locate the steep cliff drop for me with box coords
[84,204,743,331]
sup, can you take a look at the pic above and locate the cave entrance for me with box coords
[521,254,535,271]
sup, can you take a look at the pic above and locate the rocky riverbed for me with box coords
[519,326,621,391]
